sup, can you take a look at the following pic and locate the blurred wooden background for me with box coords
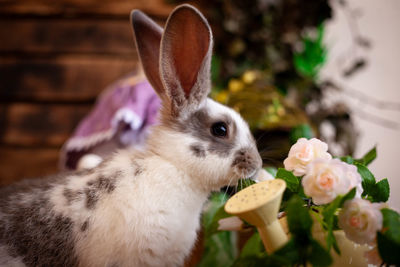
[0,0,174,185]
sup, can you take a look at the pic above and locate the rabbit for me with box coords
[0,4,262,267]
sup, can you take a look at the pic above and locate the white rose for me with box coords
[284,138,332,176]
[338,198,385,245]
[302,158,362,205]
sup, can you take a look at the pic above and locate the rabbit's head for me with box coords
[131,5,262,191]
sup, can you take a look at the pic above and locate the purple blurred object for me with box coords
[60,73,161,170]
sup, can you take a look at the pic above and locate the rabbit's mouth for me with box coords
[231,147,262,179]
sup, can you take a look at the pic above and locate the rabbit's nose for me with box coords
[232,147,262,177]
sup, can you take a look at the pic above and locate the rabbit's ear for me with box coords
[160,4,213,116]
[131,10,165,98]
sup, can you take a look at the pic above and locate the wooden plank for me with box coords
[0,103,92,147]
[0,18,135,54]
[0,56,138,101]
[0,0,174,18]
[0,147,60,186]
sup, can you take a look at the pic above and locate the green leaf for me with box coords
[276,168,299,193]
[273,239,300,265]
[264,167,277,177]
[357,146,377,166]
[297,182,307,198]
[237,179,256,191]
[206,206,232,237]
[286,195,312,239]
[202,192,228,229]
[322,188,356,253]
[289,124,314,144]
[293,24,327,78]
[322,188,356,222]
[339,155,354,164]
[308,239,333,267]
[377,232,400,265]
[233,254,290,267]
[340,146,376,169]
[197,231,238,267]
[200,193,238,267]
[381,209,400,243]
[377,210,400,267]
[239,232,264,259]
[232,255,265,267]
[369,178,390,203]
[355,163,376,196]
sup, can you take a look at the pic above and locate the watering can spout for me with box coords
[225,179,288,253]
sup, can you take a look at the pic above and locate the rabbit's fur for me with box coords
[0,4,262,267]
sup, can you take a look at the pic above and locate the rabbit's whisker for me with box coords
[221,176,234,205]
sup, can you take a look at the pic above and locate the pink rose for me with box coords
[302,158,362,205]
[338,198,385,245]
[284,138,332,176]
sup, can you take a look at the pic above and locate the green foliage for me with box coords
[381,209,400,244]
[264,167,278,177]
[202,193,228,230]
[286,195,313,239]
[294,25,327,78]
[276,168,300,193]
[233,195,333,267]
[340,146,376,166]
[355,163,376,196]
[200,146,391,266]
[233,253,289,267]
[205,206,231,237]
[236,179,256,191]
[283,195,332,266]
[322,188,356,254]
[339,155,354,164]
[199,193,238,267]
[238,232,264,259]
[339,148,388,202]
[308,239,334,267]
[346,160,390,203]
[369,178,390,203]
[198,231,238,267]
[358,146,377,166]
[377,209,400,265]
[289,124,314,144]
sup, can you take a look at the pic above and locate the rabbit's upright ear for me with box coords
[131,10,165,99]
[160,4,213,116]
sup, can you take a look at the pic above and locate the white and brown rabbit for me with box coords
[0,4,262,267]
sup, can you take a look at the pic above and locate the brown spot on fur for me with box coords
[0,179,78,266]
[85,188,98,209]
[97,176,116,193]
[81,220,89,232]
[63,188,83,205]
[131,159,144,176]
[144,248,157,257]
[83,171,121,209]
[134,167,143,176]
[190,143,206,157]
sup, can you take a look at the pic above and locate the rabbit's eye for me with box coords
[211,122,228,137]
